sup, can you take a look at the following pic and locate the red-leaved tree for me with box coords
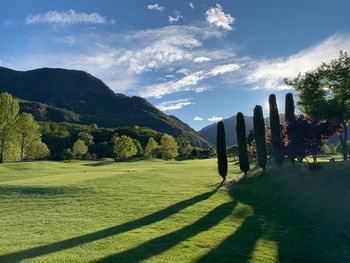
[283,115,339,163]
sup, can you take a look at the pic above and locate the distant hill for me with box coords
[0,66,209,147]
[199,114,285,146]
[19,99,81,123]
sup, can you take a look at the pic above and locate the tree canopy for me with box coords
[285,51,350,160]
[159,134,178,160]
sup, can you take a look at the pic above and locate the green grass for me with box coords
[0,158,349,262]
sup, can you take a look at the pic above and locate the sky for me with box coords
[1,0,350,130]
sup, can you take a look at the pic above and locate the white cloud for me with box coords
[155,98,193,111]
[3,23,233,94]
[147,3,165,12]
[208,116,224,122]
[205,4,235,30]
[193,56,211,63]
[168,11,183,24]
[26,9,115,26]
[209,63,240,76]
[193,116,203,121]
[139,63,240,98]
[189,2,195,9]
[245,34,350,90]
[176,68,191,75]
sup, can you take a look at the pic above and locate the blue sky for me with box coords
[1,0,350,130]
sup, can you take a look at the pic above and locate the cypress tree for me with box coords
[285,92,295,123]
[236,112,250,175]
[216,121,227,180]
[269,94,284,166]
[253,105,267,170]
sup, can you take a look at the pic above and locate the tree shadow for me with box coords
[83,160,115,167]
[227,163,350,262]
[0,185,221,262]
[196,215,261,263]
[95,201,238,263]
[0,185,76,197]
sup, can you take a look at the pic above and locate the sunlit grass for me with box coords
[0,158,349,262]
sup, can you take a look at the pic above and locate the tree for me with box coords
[285,93,295,123]
[269,94,284,166]
[285,51,350,160]
[253,105,268,170]
[0,93,19,163]
[176,137,193,157]
[61,148,74,161]
[216,121,228,180]
[227,145,238,160]
[159,134,178,159]
[133,139,144,156]
[89,142,113,158]
[17,113,45,162]
[236,112,249,175]
[113,135,137,161]
[77,131,94,145]
[73,139,88,157]
[284,115,338,164]
[144,137,158,158]
[26,141,50,160]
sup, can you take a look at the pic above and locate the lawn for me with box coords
[0,158,349,262]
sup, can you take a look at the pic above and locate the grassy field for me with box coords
[0,158,349,262]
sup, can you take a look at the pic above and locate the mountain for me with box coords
[199,114,285,146]
[0,66,209,147]
[19,99,81,123]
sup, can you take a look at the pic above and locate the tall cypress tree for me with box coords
[269,94,284,166]
[216,121,227,180]
[253,105,267,170]
[236,112,249,175]
[285,92,295,123]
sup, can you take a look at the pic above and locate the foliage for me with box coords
[77,131,94,145]
[226,144,238,159]
[176,136,193,157]
[113,135,138,161]
[144,137,159,158]
[285,51,350,160]
[159,134,179,160]
[89,142,113,158]
[285,93,296,123]
[216,121,228,180]
[0,92,19,163]
[73,139,88,157]
[269,94,284,166]
[236,112,249,175]
[253,105,267,170]
[133,139,144,157]
[283,115,338,163]
[61,148,74,160]
[17,113,48,161]
[26,141,50,160]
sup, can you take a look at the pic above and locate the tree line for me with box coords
[217,51,349,179]
[0,93,216,163]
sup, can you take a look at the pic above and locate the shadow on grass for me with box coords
[196,215,261,263]
[95,201,238,263]
[225,162,350,262]
[0,185,222,262]
[0,186,76,197]
[83,160,115,167]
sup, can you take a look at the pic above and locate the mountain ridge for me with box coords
[199,114,285,146]
[0,66,209,147]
